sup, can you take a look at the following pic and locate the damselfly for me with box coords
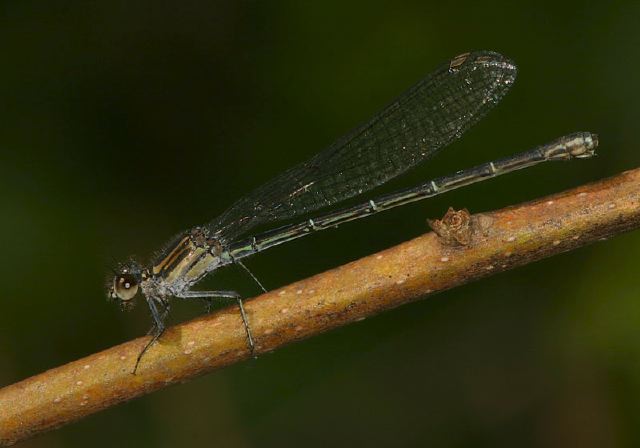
[108,51,598,373]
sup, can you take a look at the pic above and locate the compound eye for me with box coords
[113,273,139,301]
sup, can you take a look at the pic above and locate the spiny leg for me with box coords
[235,296,255,355]
[146,302,171,335]
[134,296,166,374]
[134,323,164,375]
[177,290,255,356]
[234,259,267,293]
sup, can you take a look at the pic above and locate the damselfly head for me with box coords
[108,260,144,311]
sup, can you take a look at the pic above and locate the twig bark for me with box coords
[2,167,640,445]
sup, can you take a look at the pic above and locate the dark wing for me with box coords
[207,51,517,244]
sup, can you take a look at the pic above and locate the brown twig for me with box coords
[2,167,640,445]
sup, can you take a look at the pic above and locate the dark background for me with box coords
[1,1,639,446]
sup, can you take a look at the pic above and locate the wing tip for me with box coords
[451,50,517,78]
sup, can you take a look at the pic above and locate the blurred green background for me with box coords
[1,1,639,446]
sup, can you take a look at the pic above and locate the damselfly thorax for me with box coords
[150,228,230,291]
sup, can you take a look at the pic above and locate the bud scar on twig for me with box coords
[428,207,494,246]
